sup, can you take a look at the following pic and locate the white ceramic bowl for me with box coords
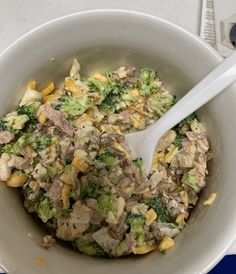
[0,9,236,274]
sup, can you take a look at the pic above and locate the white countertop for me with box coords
[0,1,235,272]
[0,0,201,52]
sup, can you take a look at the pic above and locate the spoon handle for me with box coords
[144,50,236,141]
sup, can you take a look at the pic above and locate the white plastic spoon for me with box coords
[125,50,236,174]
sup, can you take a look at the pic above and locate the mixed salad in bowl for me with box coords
[0,59,213,257]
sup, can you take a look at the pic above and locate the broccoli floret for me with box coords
[2,133,35,155]
[147,197,174,223]
[96,151,119,170]
[173,113,198,144]
[74,233,105,257]
[140,68,156,83]
[179,113,197,128]
[172,134,184,149]
[57,95,93,118]
[174,113,197,135]
[0,119,7,131]
[133,157,144,180]
[87,78,106,93]
[80,180,102,200]
[46,166,57,179]
[99,95,119,114]
[126,213,146,245]
[36,196,69,222]
[115,240,129,257]
[88,74,128,114]
[138,68,160,96]
[121,92,135,101]
[182,174,198,189]
[1,114,29,133]
[36,196,55,223]
[96,193,117,218]
[148,93,176,117]
[98,80,126,114]
[35,134,52,150]
[17,103,39,123]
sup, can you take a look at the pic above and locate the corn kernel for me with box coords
[130,104,148,116]
[185,144,197,154]
[113,142,131,160]
[43,94,60,103]
[175,213,186,224]
[73,114,92,127]
[62,184,71,209]
[123,186,134,193]
[134,243,158,254]
[153,152,159,164]
[29,181,40,192]
[37,113,46,125]
[145,208,157,226]
[100,124,121,134]
[129,114,146,129]
[54,161,64,174]
[34,257,46,266]
[7,171,28,187]
[203,192,217,206]
[131,88,140,97]
[64,77,83,97]
[72,156,89,172]
[41,82,55,97]
[27,80,36,90]
[54,88,63,96]
[91,73,107,82]
[157,152,165,162]
[180,191,189,207]
[165,147,178,163]
[158,236,175,251]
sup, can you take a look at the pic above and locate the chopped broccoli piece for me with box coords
[179,113,197,128]
[126,213,146,246]
[172,134,184,149]
[75,233,105,257]
[140,68,156,83]
[133,157,144,180]
[96,193,117,218]
[88,75,128,114]
[115,240,129,257]
[176,113,197,133]
[36,196,55,223]
[35,134,52,150]
[138,68,160,96]
[46,166,57,179]
[80,180,102,200]
[0,119,7,131]
[96,151,119,170]
[36,196,69,222]
[98,80,126,114]
[87,78,106,92]
[148,93,176,117]
[121,92,135,101]
[57,95,93,118]
[17,103,39,122]
[147,197,174,223]
[53,208,71,219]
[173,113,197,136]
[99,94,125,114]
[182,174,198,189]
[2,133,35,155]
[1,114,29,133]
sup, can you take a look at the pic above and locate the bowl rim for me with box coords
[0,9,232,274]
